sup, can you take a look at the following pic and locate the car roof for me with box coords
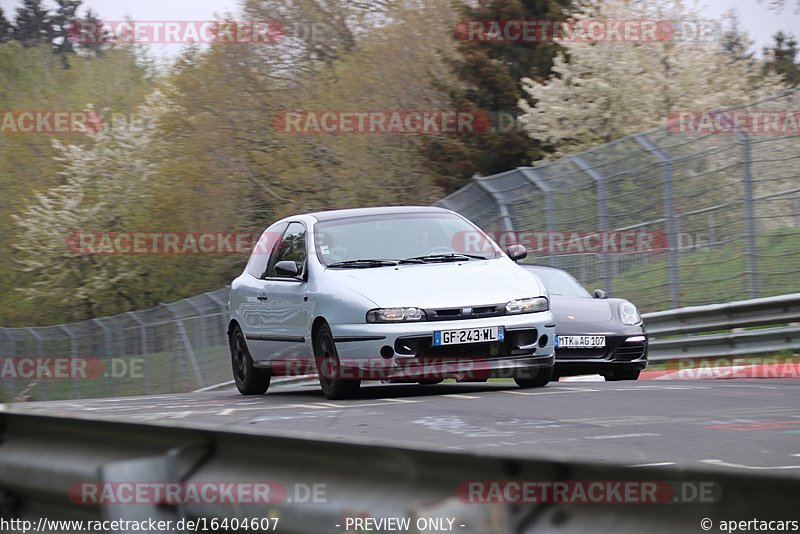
[307,206,451,222]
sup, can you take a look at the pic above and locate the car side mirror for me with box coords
[506,244,527,262]
[592,289,609,299]
[274,260,300,278]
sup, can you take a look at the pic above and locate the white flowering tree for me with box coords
[518,0,789,156]
[13,90,172,320]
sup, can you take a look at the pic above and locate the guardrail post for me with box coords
[519,167,556,266]
[127,311,152,395]
[634,134,680,307]
[58,325,80,399]
[571,156,612,294]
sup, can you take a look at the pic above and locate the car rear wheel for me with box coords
[230,325,270,395]
[514,366,553,388]
[604,369,641,381]
[314,323,361,399]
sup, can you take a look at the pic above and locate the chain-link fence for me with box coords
[2,90,799,401]
[437,90,800,312]
[0,289,231,402]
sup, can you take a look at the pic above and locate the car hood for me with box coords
[326,260,545,308]
[550,295,614,324]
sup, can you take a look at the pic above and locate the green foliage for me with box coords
[764,31,800,87]
[420,0,570,189]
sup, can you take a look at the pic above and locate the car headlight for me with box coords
[505,297,549,314]
[366,307,427,322]
[619,302,642,325]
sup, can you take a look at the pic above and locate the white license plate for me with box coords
[557,335,606,348]
[434,326,504,346]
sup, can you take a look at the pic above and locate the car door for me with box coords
[260,221,313,363]
[236,223,287,362]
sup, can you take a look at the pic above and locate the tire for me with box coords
[314,323,361,399]
[229,325,270,395]
[604,369,641,381]
[417,379,443,385]
[514,366,553,388]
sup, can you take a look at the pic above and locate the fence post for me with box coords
[0,329,15,401]
[166,304,206,390]
[724,116,759,298]
[127,311,152,395]
[58,325,80,399]
[634,134,680,308]
[24,328,48,400]
[92,318,115,397]
[473,174,515,234]
[519,167,556,266]
[571,156,612,294]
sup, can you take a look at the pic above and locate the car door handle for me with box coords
[257,294,268,301]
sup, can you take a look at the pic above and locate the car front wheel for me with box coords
[314,323,361,399]
[514,366,553,388]
[230,325,270,395]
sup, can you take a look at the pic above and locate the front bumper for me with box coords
[329,311,555,380]
[554,331,648,375]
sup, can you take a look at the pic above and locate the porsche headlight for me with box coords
[619,302,642,325]
[366,307,427,322]
[505,297,549,314]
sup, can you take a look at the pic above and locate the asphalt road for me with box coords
[6,379,800,476]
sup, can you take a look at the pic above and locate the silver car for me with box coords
[228,206,555,399]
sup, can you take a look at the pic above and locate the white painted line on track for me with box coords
[443,394,482,399]
[628,462,676,467]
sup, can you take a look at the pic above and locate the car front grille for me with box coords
[425,303,505,321]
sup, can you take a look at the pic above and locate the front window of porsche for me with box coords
[527,267,591,298]
[314,212,500,266]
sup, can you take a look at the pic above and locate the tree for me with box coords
[0,7,12,42]
[518,0,789,156]
[764,31,800,87]
[13,91,172,321]
[48,0,82,67]
[420,0,571,189]
[13,0,49,47]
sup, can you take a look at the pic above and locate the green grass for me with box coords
[609,228,800,312]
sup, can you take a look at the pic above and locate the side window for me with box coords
[267,222,307,278]
[246,223,287,279]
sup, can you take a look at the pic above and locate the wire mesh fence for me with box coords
[0,289,231,402]
[1,90,799,401]
[437,90,800,312]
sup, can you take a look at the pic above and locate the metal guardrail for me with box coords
[0,411,796,533]
[643,293,800,361]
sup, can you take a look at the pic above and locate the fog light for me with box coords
[538,334,549,348]
[380,345,394,359]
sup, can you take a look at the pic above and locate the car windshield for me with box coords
[314,212,500,267]
[525,266,591,298]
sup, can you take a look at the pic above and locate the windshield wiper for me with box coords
[327,258,424,268]
[404,253,489,263]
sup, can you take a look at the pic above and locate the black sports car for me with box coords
[522,265,648,381]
